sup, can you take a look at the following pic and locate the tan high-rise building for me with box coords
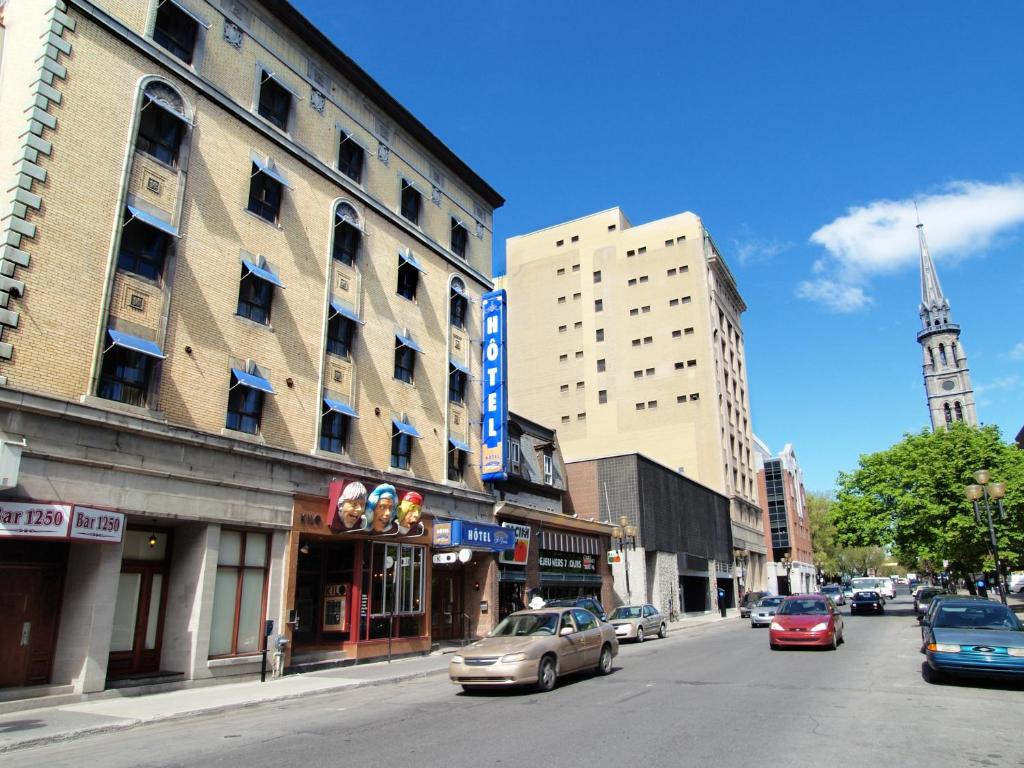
[0,0,502,696]
[503,207,766,592]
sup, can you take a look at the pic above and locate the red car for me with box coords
[769,594,845,650]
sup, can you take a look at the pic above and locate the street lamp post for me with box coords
[964,469,1008,605]
[779,554,791,595]
[611,515,638,604]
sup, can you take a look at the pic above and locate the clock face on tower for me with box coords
[941,380,956,391]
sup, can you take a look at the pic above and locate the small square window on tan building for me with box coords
[561,415,570,423]
[665,240,674,247]
[638,246,647,254]
[597,358,606,372]
[595,299,603,312]
[560,384,569,392]
[667,268,676,276]
[559,354,568,362]
[631,339,641,347]
[641,305,650,313]
[635,402,645,410]
[672,329,682,338]
[577,412,586,420]
[594,270,602,283]
[557,296,566,304]
[596,328,604,342]
[575,350,583,358]
[690,393,700,401]
[598,390,607,404]
[572,264,580,271]
[574,321,582,329]
[645,367,654,376]
[557,267,565,276]
[684,327,694,335]
[643,336,653,344]
[647,400,657,408]
[558,325,567,333]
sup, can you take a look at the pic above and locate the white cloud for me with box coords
[1008,342,1024,361]
[974,375,1020,396]
[799,179,1024,312]
[732,237,791,266]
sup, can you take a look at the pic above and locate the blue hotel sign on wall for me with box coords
[481,289,508,481]
[433,520,515,552]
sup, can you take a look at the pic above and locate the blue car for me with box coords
[923,599,1024,684]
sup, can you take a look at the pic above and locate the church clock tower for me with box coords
[916,219,977,430]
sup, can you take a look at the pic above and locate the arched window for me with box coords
[943,403,952,425]
[939,344,948,366]
[137,82,190,167]
[928,347,936,370]
[954,401,963,422]
[951,343,959,364]
[449,277,468,330]
[332,202,361,266]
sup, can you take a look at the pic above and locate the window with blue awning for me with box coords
[395,331,422,354]
[106,329,167,359]
[242,259,285,288]
[449,436,472,453]
[230,367,275,394]
[329,298,362,324]
[125,205,179,237]
[323,397,358,418]
[392,417,421,438]
[250,153,293,189]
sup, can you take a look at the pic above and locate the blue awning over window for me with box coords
[329,299,362,324]
[231,368,275,395]
[392,417,421,439]
[323,397,358,418]
[251,153,293,189]
[449,359,470,376]
[449,436,471,453]
[242,260,285,288]
[398,248,425,273]
[107,329,167,359]
[126,205,179,237]
[395,331,422,354]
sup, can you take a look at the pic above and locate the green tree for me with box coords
[831,424,1024,580]
[806,491,839,576]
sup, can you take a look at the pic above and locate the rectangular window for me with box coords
[598,390,607,404]
[593,271,602,283]
[667,268,677,276]
[665,240,674,248]
[257,73,291,131]
[575,350,583,358]
[559,354,568,362]
[400,180,421,225]
[209,530,270,657]
[226,376,264,434]
[572,264,580,272]
[397,259,419,301]
[639,276,649,284]
[451,219,469,258]
[597,358,605,372]
[394,343,416,384]
[629,308,639,316]
[672,329,682,338]
[338,134,365,183]
[675,362,684,370]
[638,246,647,254]
[574,321,582,329]
[557,296,566,304]
[645,367,655,376]
[447,445,467,481]
[572,292,581,300]
[669,298,679,307]
[509,440,522,474]
[118,216,169,281]
[556,267,565,276]
[137,101,185,166]
[634,370,643,379]
[595,299,603,312]
[332,219,360,265]
[648,400,657,408]
[677,395,686,403]
[596,329,604,342]
[690,393,700,401]
[641,305,650,313]
[631,339,640,347]
[449,290,468,329]
[448,366,468,403]
[571,235,579,243]
[684,327,694,335]
[558,325,567,333]
[247,164,282,223]
[98,346,152,407]
[391,428,413,469]
[576,381,584,390]
[681,296,692,303]
[236,267,275,325]
[576,412,586,420]
[560,384,569,392]
[556,239,564,247]
[320,407,350,453]
[561,415,570,423]
[687,359,697,367]
[543,454,554,484]
[643,336,653,344]
[326,313,355,358]
[680,265,689,272]
[626,250,635,257]
[628,278,637,287]
[153,1,198,65]
[635,402,645,410]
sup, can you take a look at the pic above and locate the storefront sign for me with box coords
[325,479,425,537]
[498,522,531,565]
[0,501,71,539]
[480,289,508,481]
[432,519,515,552]
[538,549,598,574]
[607,550,622,564]
[69,506,125,543]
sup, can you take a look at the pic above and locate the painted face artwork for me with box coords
[398,491,423,528]
[337,481,368,530]
[364,484,398,533]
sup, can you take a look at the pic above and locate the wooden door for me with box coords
[107,561,168,678]
[0,566,62,688]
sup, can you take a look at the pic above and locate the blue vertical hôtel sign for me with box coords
[481,289,508,481]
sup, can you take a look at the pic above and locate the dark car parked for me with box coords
[544,597,608,622]
[850,590,884,615]
[739,591,770,619]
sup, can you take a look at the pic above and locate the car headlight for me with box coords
[450,654,464,664]
[810,622,829,632]
[500,652,528,663]
[928,643,960,653]
[1007,648,1024,657]
[770,621,784,631]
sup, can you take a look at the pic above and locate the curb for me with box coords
[0,666,448,755]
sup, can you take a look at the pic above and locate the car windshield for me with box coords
[490,613,559,636]
[855,592,880,600]
[821,586,839,593]
[610,607,642,619]
[758,597,784,607]
[934,605,1022,630]
[777,599,829,615]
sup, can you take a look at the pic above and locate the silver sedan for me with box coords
[608,604,667,642]
[750,596,786,628]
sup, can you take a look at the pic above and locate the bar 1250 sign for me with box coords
[480,289,508,481]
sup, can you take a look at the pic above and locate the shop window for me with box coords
[153,1,199,64]
[363,543,425,639]
[209,530,270,657]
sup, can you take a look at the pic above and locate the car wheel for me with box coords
[839,628,845,645]
[636,627,644,643]
[535,656,557,692]
[830,631,838,651]
[659,622,667,639]
[596,643,613,675]
[924,664,946,685]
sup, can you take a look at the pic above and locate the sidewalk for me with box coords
[0,610,735,754]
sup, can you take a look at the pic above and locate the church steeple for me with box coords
[914,217,977,431]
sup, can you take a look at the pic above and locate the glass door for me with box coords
[107,530,170,679]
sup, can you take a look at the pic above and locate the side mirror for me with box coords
[559,626,574,637]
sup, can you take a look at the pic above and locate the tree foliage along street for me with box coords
[831,424,1024,579]
[808,491,887,579]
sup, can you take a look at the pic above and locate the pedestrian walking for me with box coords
[717,587,727,617]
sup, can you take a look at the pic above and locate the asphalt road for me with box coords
[8,592,1024,768]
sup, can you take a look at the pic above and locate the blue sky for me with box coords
[295,1,1023,492]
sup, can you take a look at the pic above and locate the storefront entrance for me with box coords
[430,565,465,641]
[107,530,171,680]
[0,543,65,689]
[293,538,356,646]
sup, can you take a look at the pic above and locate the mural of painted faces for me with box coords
[364,484,398,533]
[337,482,368,530]
[397,491,424,534]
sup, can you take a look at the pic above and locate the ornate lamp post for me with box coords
[964,469,1008,605]
[611,515,638,604]
[779,554,791,595]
